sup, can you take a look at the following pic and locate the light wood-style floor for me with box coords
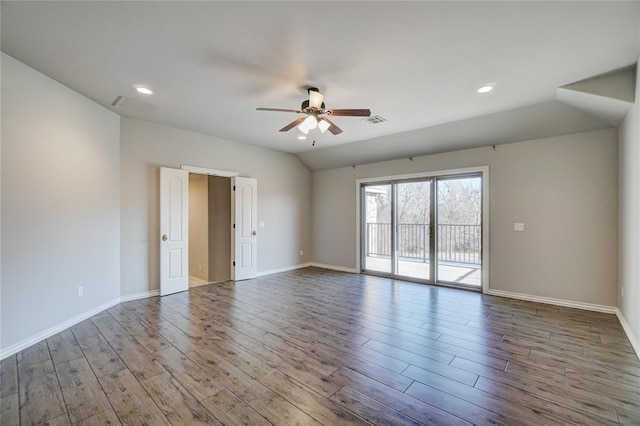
[2,267,639,425]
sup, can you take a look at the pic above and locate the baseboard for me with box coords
[485,289,617,314]
[119,289,160,303]
[615,309,640,361]
[0,297,120,360]
[256,262,312,277]
[0,289,160,361]
[310,262,359,274]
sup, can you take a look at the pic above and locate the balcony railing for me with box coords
[366,223,481,265]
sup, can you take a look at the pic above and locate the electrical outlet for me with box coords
[299,250,304,256]
[198,264,202,270]
[77,286,84,297]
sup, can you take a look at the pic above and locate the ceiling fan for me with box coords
[256,87,371,135]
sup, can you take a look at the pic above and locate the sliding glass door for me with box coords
[396,181,432,280]
[436,176,482,287]
[361,172,482,289]
[362,184,392,274]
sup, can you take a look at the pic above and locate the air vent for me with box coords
[112,96,159,113]
[362,114,386,124]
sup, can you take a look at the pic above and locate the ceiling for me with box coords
[2,1,639,170]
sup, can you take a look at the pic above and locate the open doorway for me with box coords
[188,174,231,287]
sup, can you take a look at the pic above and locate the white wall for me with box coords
[120,117,312,296]
[618,62,640,345]
[1,53,121,352]
[188,174,209,281]
[313,129,618,306]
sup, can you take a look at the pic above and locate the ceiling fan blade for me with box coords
[309,90,324,109]
[279,117,307,132]
[327,109,371,117]
[322,118,343,135]
[257,107,302,113]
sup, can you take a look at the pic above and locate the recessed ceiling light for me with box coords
[477,84,495,94]
[297,135,307,140]
[134,85,153,95]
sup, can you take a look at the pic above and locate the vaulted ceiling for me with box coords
[2,1,638,170]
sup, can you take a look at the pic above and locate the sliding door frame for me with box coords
[356,166,489,293]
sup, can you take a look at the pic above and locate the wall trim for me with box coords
[615,309,640,361]
[310,262,359,273]
[119,289,161,303]
[256,263,312,277]
[180,165,239,177]
[0,297,120,360]
[485,289,617,314]
[0,290,160,361]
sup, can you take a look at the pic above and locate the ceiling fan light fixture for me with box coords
[302,115,318,130]
[308,88,324,109]
[318,118,330,133]
[298,124,310,134]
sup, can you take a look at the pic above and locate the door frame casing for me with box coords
[163,165,256,285]
[355,166,490,293]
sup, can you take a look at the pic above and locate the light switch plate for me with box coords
[514,223,525,232]
[260,221,265,228]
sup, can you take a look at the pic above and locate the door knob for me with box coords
[162,234,168,241]
[252,230,257,236]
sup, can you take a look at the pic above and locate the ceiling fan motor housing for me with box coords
[301,99,325,114]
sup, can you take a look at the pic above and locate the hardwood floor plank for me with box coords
[249,390,324,426]
[70,320,102,341]
[330,367,470,425]
[98,369,170,425]
[404,380,521,426]
[260,370,369,425]
[186,348,269,402]
[104,334,166,380]
[17,340,50,367]
[141,371,220,425]
[616,406,640,426]
[153,346,224,401]
[0,355,18,397]
[47,330,84,365]
[1,393,19,426]
[506,361,629,418]
[75,334,126,378]
[54,357,111,423]
[402,365,562,425]
[330,386,435,426]
[363,339,478,386]
[474,376,621,426]
[201,389,271,426]
[18,359,66,425]
[74,409,121,425]
[198,338,275,381]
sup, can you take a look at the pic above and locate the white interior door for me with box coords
[160,167,189,296]
[231,177,257,280]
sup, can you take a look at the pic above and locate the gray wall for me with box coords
[619,62,640,344]
[1,53,121,351]
[120,117,312,296]
[313,128,618,306]
[208,176,231,282]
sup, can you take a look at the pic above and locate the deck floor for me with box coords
[365,256,481,286]
[1,267,638,425]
